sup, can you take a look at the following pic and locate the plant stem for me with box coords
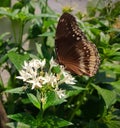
[11,20,17,43]
[18,21,24,50]
[69,78,93,121]
[11,20,24,50]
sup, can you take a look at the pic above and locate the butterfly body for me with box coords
[55,13,100,77]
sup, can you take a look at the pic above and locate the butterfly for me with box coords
[55,13,100,77]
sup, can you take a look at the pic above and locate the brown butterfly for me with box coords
[55,13,100,77]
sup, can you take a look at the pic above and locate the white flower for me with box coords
[55,88,66,99]
[41,73,57,87]
[27,76,42,89]
[16,59,45,89]
[50,57,58,69]
[59,65,76,85]
[21,60,37,77]
[17,61,37,81]
[63,73,76,85]
[23,61,28,68]
[29,59,46,70]
[16,57,76,91]
[16,70,32,81]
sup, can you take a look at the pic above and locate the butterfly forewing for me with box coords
[55,13,100,77]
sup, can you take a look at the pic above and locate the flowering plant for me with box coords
[5,52,84,127]
[1,0,119,127]
[16,58,76,100]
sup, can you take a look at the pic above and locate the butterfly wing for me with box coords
[55,13,100,77]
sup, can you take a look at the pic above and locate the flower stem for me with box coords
[18,21,24,50]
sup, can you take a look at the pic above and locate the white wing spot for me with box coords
[76,37,80,40]
[60,19,64,22]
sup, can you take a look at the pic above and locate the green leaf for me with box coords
[110,80,120,93]
[0,32,10,40]
[5,86,26,94]
[7,113,72,128]
[112,54,120,61]
[51,66,61,74]
[86,0,97,16]
[8,113,72,127]
[100,32,110,45]
[27,93,40,109]
[111,1,120,18]
[106,120,120,128]
[112,43,120,51]
[65,85,86,97]
[90,28,101,36]
[6,122,32,128]
[41,115,72,128]
[92,84,116,108]
[21,98,31,104]
[8,51,30,70]
[39,32,54,37]
[43,91,66,110]
[35,43,44,58]
[101,62,120,75]
[0,54,8,65]
[46,36,54,48]
[8,113,36,126]
[44,20,56,28]
[0,7,17,18]
[88,120,98,128]
[43,85,85,110]
[95,71,115,83]
[0,0,11,7]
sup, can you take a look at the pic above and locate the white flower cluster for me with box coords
[16,57,76,99]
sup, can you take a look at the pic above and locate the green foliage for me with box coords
[7,113,72,128]
[92,84,116,108]
[8,51,30,70]
[0,0,11,7]
[27,93,41,109]
[0,0,120,128]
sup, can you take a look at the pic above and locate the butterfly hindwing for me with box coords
[55,13,100,77]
